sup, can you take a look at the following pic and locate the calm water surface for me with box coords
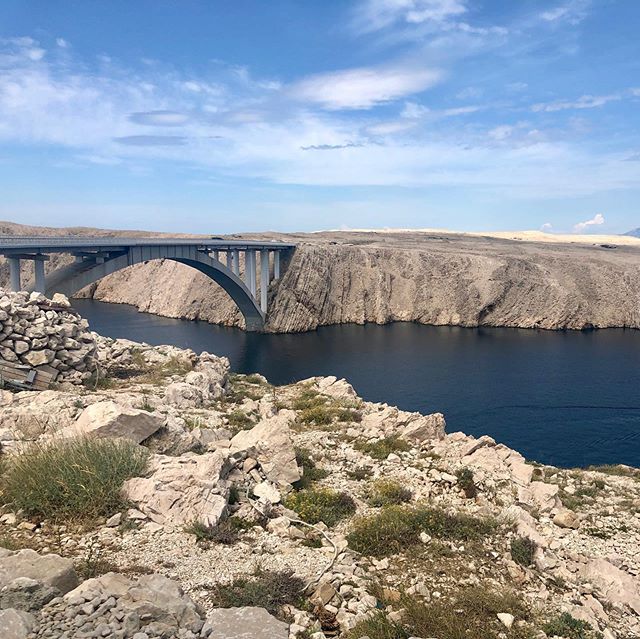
[74,299,640,469]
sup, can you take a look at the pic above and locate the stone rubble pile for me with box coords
[0,290,98,385]
[0,549,289,639]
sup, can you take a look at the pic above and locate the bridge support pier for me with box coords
[244,250,257,296]
[34,258,46,293]
[8,258,21,292]
[260,249,269,313]
[274,251,280,280]
[232,249,240,276]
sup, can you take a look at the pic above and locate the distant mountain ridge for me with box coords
[624,228,640,237]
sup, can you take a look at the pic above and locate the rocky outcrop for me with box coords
[0,291,97,384]
[66,400,164,443]
[121,452,235,527]
[0,549,78,605]
[230,410,301,489]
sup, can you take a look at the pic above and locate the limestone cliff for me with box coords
[2,223,640,332]
[86,231,640,332]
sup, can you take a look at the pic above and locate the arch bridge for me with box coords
[0,237,296,331]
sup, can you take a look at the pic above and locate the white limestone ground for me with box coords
[0,299,638,638]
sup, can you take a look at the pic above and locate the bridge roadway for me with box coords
[0,237,296,331]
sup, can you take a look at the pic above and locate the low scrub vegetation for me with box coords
[347,505,496,557]
[226,409,255,430]
[543,612,603,639]
[354,435,410,460]
[224,373,270,403]
[347,466,374,481]
[456,467,478,498]
[0,437,148,523]
[285,487,356,526]
[347,587,534,639]
[366,479,412,507]
[138,356,193,384]
[584,464,639,479]
[293,447,329,490]
[345,611,408,639]
[510,535,537,567]
[290,386,362,428]
[184,518,251,545]
[203,568,305,619]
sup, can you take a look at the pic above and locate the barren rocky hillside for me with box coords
[0,291,638,638]
[2,222,640,332]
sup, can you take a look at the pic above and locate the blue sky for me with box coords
[1,0,639,234]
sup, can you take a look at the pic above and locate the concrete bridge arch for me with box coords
[0,239,295,332]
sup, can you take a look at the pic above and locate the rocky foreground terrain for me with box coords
[0,292,639,639]
[2,221,640,332]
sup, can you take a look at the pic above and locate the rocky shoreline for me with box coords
[0,293,639,638]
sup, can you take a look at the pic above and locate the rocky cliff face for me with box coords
[86,231,640,332]
[2,223,640,333]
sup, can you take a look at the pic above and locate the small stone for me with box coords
[497,613,515,629]
[105,513,122,528]
[553,509,580,529]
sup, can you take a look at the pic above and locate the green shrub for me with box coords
[367,479,412,507]
[226,409,255,430]
[285,488,356,526]
[292,387,361,427]
[456,467,477,498]
[400,587,534,639]
[354,436,410,460]
[293,447,329,490]
[584,464,639,479]
[204,569,305,619]
[347,505,495,557]
[1,437,148,523]
[184,518,250,545]
[345,611,409,639]
[543,612,602,639]
[510,536,537,567]
[347,467,374,480]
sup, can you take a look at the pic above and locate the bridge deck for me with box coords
[0,237,295,255]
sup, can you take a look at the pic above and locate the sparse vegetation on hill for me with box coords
[0,437,148,523]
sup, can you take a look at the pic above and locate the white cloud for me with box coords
[354,0,468,33]
[129,110,190,126]
[290,65,442,110]
[573,213,604,233]
[540,0,590,25]
[541,222,553,232]
[488,125,514,141]
[56,38,69,48]
[532,93,621,112]
[0,36,638,201]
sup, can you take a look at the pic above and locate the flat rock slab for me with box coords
[0,549,78,595]
[70,400,164,443]
[0,608,35,639]
[202,607,289,639]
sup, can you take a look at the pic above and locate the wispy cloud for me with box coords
[129,110,190,126]
[114,135,188,146]
[289,65,442,110]
[532,93,622,112]
[353,0,468,33]
[540,0,591,25]
[573,213,604,233]
[300,142,365,151]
